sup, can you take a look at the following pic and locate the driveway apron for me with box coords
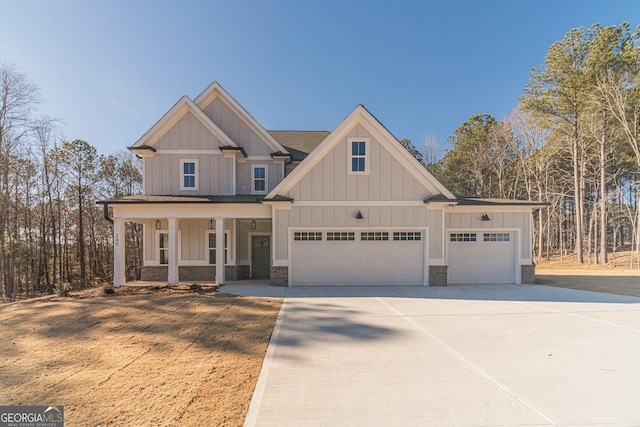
[230,284,640,427]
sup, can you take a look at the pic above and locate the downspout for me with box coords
[103,203,114,224]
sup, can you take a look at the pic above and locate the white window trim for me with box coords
[348,137,369,175]
[156,230,182,265]
[251,164,268,195]
[206,230,230,265]
[180,159,199,191]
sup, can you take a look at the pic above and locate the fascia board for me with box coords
[194,82,289,154]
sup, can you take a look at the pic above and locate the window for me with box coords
[180,160,198,190]
[252,165,267,194]
[393,231,422,241]
[484,233,510,242]
[327,232,355,241]
[450,233,477,242]
[208,232,228,265]
[159,232,169,264]
[361,232,389,241]
[349,138,368,174]
[294,232,323,241]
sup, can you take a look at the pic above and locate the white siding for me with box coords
[286,124,434,202]
[145,153,234,196]
[202,97,272,156]
[153,111,223,150]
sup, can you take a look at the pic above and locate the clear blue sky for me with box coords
[2,1,638,156]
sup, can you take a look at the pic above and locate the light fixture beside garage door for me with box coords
[355,210,364,219]
[481,213,491,221]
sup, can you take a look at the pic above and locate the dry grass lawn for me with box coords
[0,288,281,426]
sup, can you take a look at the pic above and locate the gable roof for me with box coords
[129,96,236,150]
[194,82,289,154]
[266,105,455,200]
[268,130,330,161]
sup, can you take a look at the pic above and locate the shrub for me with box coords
[103,285,116,295]
[189,283,202,291]
[149,285,161,290]
[53,282,72,297]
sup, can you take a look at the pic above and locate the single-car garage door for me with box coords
[447,231,516,284]
[291,230,425,286]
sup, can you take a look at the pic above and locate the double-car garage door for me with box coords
[291,230,425,286]
[447,231,516,284]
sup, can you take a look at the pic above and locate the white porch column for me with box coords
[168,217,179,284]
[215,217,225,284]
[113,218,126,287]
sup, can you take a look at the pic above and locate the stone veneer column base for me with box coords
[270,266,288,286]
[140,265,240,283]
[429,266,448,286]
[521,264,536,284]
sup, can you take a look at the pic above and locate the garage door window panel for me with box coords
[294,232,322,241]
[361,232,389,241]
[327,232,355,241]
[393,231,422,241]
[450,233,477,242]
[484,233,510,242]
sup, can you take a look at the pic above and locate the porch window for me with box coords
[159,232,169,264]
[252,165,267,194]
[208,232,228,265]
[180,159,198,190]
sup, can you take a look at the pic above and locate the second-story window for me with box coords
[252,164,267,194]
[349,138,368,174]
[180,159,198,190]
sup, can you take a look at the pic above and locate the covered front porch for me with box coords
[104,196,274,286]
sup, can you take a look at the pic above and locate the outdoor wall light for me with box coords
[481,213,491,221]
[355,210,364,220]
[208,219,214,230]
[251,219,257,230]
[155,219,161,230]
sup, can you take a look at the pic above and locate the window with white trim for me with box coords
[252,164,268,194]
[450,233,477,242]
[327,232,355,241]
[159,232,169,264]
[294,232,323,241]
[180,159,198,190]
[361,232,389,241]
[207,232,228,265]
[483,233,510,242]
[393,231,421,241]
[349,138,368,174]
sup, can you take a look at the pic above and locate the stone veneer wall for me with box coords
[429,266,448,286]
[270,266,288,286]
[237,265,250,280]
[521,264,536,284]
[140,266,240,283]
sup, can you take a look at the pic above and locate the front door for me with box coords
[251,235,271,279]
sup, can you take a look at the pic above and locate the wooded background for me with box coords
[1,23,639,301]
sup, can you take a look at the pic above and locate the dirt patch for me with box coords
[536,269,640,297]
[0,291,282,426]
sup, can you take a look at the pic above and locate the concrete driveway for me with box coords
[222,284,640,426]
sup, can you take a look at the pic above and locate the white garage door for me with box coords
[448,232,516,284]
[291,230,425,286]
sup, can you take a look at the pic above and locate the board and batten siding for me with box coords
[145,153,234,196]
[286,124,433,202]
[445,211,531,261]
[201,97,272,157]
[273,206,443,261]
[153,111,224,150]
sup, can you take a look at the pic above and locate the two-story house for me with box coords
[99,82,543,287]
